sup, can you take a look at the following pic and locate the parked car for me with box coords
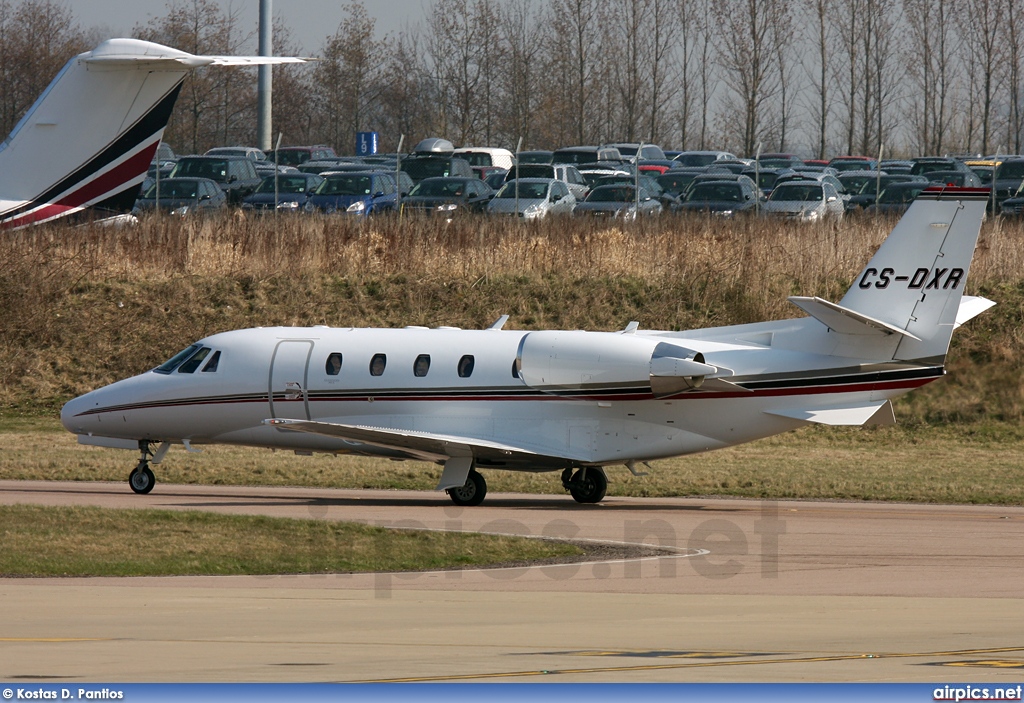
[605,143,667,161]
[865,182,929,215]
[574,184,662,219]
[551,145,623,165]
[401,176,494,216]
[169,155,262,204]
[673,150,737,167]
[150,141,177,179]
[400,155,475,183]
[922,170,983,187]
[839,172,926,210]
[504,163,589,200]
[990,158,1024,209]
[453,147,515,172]
[206,146,266,162]
[487,178,575,219]
[269,145,337,167]
[241,173,325,213]
[741,167,798,197]
[483,170,508,190]
[303,171,398,216]
[828,156,878,172]
[678,179,760,216]
[593,173,680,210]
[761,181,845,221]
[655,169,706,199]
[517,150,554,165]
[757,153,804,169]
[910,156,974,178]
[132,177,226,216]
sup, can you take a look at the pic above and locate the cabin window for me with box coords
[177,347,211,374]
[154,344,201,374]
[458,354,475,378]
[414,354,431,377]
[370,353,387,376]
[201,350,221,373]
[326,352,343,376]
[511,359,520,378]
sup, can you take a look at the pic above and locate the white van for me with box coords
[453,147,515,171]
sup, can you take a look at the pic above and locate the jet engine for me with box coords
[515,330,720,397]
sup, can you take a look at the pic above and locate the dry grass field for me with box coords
[1,212,1023,503]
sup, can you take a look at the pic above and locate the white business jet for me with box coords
[61,186,994,505]
[0,38,307,229]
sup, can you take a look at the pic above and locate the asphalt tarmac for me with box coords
[1,480,1022,682]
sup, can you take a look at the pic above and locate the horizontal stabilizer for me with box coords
[788,296,921,340]
[84,39,311,69]
[765,400,895,426]
[955,296,996,329]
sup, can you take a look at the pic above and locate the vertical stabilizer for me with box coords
[835,187,989,362]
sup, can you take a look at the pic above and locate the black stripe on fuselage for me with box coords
[71,364,943,417]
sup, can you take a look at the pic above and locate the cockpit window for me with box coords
[154,344,202,374]
[326,352,343,375]
[177,347,212,374]
[201,350,221,373]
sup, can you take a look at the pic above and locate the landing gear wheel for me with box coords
[569,468,607,504]
[129,462,155,494]
[447,470,486,506]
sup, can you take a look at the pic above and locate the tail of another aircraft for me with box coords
[0,38,308,229]
[789,187,993,364]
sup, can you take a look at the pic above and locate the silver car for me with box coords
[487,178,576,219]
[760,181,845,221]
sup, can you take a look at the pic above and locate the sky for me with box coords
[67,0,429,53]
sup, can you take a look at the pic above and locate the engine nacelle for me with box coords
[515,330,717,397]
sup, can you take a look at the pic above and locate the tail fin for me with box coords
[790,187,991,363]
[0,38,308,229]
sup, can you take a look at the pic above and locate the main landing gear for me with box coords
[562,467,607,504]
[446,469,487,507]
[128,440,156,494]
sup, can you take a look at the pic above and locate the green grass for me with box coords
[4,418,1024,505]
[0,504,582,577]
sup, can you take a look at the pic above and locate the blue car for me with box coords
[241,173,324,213]
[304,171,398,216]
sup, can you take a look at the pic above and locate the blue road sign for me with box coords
[357,132,379,156]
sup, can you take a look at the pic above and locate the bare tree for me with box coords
[498,0,545,147]
[646,0,679,143]
[547,0,603,144]
[903,0,957,155]
[0,0,88,141]
[711,0,788,155]
[957,0,1004,155]
[802,0,832,158]
[1002,0,1024,153]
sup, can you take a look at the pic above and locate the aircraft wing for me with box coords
[264,418,569,490]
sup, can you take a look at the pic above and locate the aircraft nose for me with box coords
[61,391,96,435]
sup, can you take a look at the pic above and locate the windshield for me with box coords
[154,344,201,374]
[518,152,552,164]
[317,175,372,196]
[674,154,718,167]
[409,179,468,197]
[996,161,1024,180]
[457,152,491,166]
[402,159,453,180]
[143,181,198,199]
[839,176,874,194]
[657,173,697,192]
[256,176,314,194]
[495,181,549,199]
[878,185,924,204]
[552,150,595,165]
[586,186,637,203]
[274,150,310,166]
[171,159,228,181]
[769,184,824,202]
[687,183,743,202]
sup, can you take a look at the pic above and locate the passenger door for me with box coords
[269,340,313,420]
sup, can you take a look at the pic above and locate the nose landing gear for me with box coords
[128,440,157,494]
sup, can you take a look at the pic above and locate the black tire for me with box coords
[447,470,486,506]
[569,468,607,504]
[129,464,155,494]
